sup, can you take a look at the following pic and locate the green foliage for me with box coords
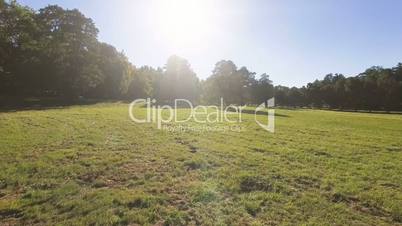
[127,66,156,99]
[291,68,402,110]
[159,55,200,103]
[1,1,401,111]
[0,2,133,100]
[203,60,258,105]
[0,1,202,104]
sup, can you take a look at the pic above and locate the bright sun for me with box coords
[153,0,216,49]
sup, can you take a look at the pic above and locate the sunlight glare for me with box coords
[153,0,217,50]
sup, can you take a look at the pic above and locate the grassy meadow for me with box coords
[0,103,402,225]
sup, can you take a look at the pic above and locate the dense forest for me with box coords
[1,1,402,110]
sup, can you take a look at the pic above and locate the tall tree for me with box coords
[251,73,274,107]
[203,60,255,105]
[159,55,200,103]
[36,5,99,98]
[127,66,156,99]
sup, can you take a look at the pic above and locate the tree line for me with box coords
[275,65,402,111]
[1,1,402,110]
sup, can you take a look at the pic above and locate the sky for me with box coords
[19,0,402,87]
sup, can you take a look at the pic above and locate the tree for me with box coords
[288,87,306,107]
[203,60,256,105]
[344,77,363,110]
[251,73,274,107]
[127,66,155,99]
[2,1,402,111]
[274,85,290,106]
[90,42,132,99]
[36,5,100,98]
[0,1,39,96]
[203,60,237,104]
[159,55,200,103]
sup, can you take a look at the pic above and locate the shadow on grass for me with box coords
[229,108,290,117]
[269,106,402,115]
[326,108,402,115]
[0,97,117,113]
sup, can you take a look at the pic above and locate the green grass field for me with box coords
[1,103,402,225]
